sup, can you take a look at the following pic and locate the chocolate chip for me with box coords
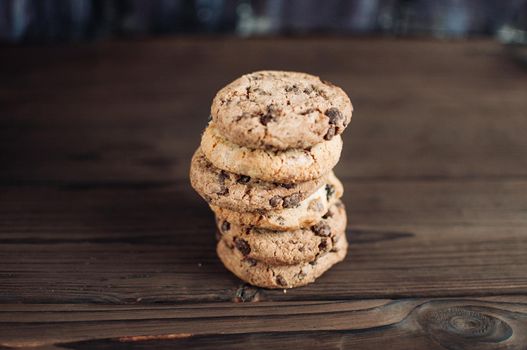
[260,104,279,125]
[297,272,307,280]
[218,170,229,184]
[318,238,328,251]
[221,221,231,232]
[269,195,283,208]
[311,222,331,237]
[324,125,336,140]
[275,275,287,287]
[325,184,335,201]
[244,257,257,266]
[285,85,299,93]
[217,171,230,195]
[325,107,344,124]
[234,238,251,256]
[283,193,302,208]
[237,175,251,184]
[279,183,296,189]
[260,114,273,125]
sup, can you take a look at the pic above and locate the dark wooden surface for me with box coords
[1,38,527,349]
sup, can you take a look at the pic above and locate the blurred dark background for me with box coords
[1,0,526,44]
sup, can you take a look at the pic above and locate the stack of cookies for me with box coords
[190,71,353,289]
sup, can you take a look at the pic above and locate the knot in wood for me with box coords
[417,304,513,348]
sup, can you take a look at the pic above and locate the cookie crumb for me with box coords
[234,284,260,302]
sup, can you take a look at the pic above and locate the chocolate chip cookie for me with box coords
[211,70,353,150]
[200,123,342,183]
[210,172,343,230]
[216,227,348,289]
[190,148,329,212]
[217,201,346,265]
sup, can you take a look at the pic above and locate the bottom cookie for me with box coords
[216,230,348,289]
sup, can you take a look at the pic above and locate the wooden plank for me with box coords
[0,297,526,349]
[1,38,527,348]
[1,39,527,184]
[1,179,526,303]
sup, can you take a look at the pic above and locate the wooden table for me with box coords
[1,38,526,349]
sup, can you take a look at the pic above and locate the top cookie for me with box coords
[211,71,353,150]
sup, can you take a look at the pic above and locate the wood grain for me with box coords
[1,297,526,349]
[0,38,526,348]
[1,181,526,304]
[2,39,527,184]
